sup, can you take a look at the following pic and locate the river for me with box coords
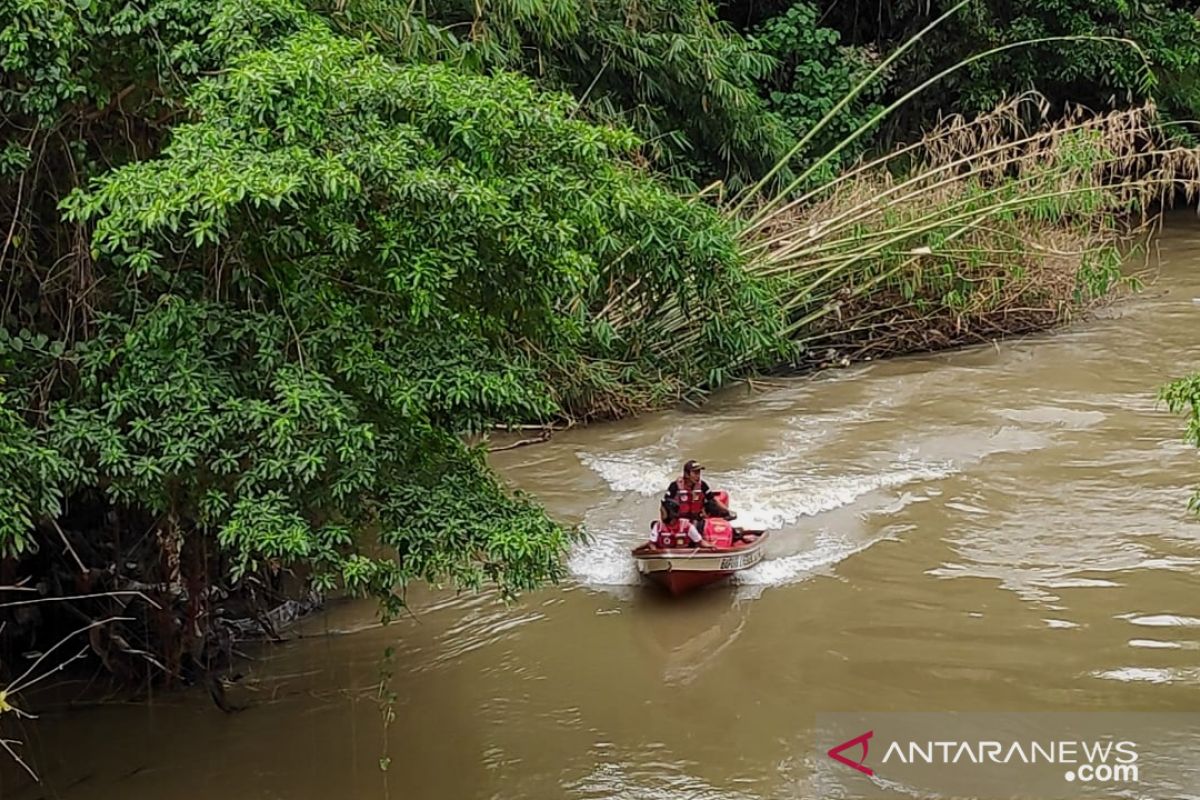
[5,215,1200,799]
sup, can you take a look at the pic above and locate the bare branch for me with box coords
[0,591,160,610]
[6,616,131,695]
[0,738,38,782]
[51,520,89,576]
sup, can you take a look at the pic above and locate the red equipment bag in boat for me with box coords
[703,517,734,548]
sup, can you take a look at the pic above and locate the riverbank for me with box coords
[6,213,1199,800]
[563,99,1197,426]
[2,79,1197,726]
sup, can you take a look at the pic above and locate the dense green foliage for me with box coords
[749,2,887,183]
[321,0,790,188]
[0,0,784,653]
[0,379,66,557]
[792,0,1200,140]
[419,0,790,188]
[320,0,886,187]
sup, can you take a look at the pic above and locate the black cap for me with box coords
[683,459,704,473]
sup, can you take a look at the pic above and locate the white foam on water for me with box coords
[1129,639,1197,650]
[1124,614,1200,628]
[944,500,990,516]
[736,529,882,587]
[1043,577,1122,589]
[1092,667,1200,684]
[727,461,954,531]
[577,445,954,530]
[567,457,953,593]
[577,452,677,496]
[566,514,644,587]
[731,531,894,601]
[570,410,955,596]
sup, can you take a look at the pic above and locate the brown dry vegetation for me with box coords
[729,95,1200,368]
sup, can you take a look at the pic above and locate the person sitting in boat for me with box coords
[650,498,713,549]
[665,460,735,523]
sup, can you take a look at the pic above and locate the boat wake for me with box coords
[733,529,883,585]
[568,451,953,595]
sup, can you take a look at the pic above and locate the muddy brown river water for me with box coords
[5,216,1200,800]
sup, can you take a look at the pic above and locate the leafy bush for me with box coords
[806,0,1200,140]
[750,2,888,183]
[0,0,784,661]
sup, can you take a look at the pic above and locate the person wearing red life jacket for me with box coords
[649,498,712,549]
[665,460,735,524]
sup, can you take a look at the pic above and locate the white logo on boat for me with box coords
[718,550,762,570]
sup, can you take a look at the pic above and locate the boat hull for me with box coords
[646,568,735,595]
[632,532,768,596]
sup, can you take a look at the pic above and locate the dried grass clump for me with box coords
[738,94,1200,366]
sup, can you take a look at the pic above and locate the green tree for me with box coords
[326,0,795,188]
[749,2,889,184]
[800,0,1200,139]
[0,0,785,675]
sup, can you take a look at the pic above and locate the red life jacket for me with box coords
[673,477,706,518]
[655,519,695,549]
[702,518,734,548]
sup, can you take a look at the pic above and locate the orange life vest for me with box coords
[703,517,734,548]
[673,477,706,518]
[655,519,694,548]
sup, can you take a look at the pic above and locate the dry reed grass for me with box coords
[734,95,1200,365]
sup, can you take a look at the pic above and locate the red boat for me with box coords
[631,507,768,595]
